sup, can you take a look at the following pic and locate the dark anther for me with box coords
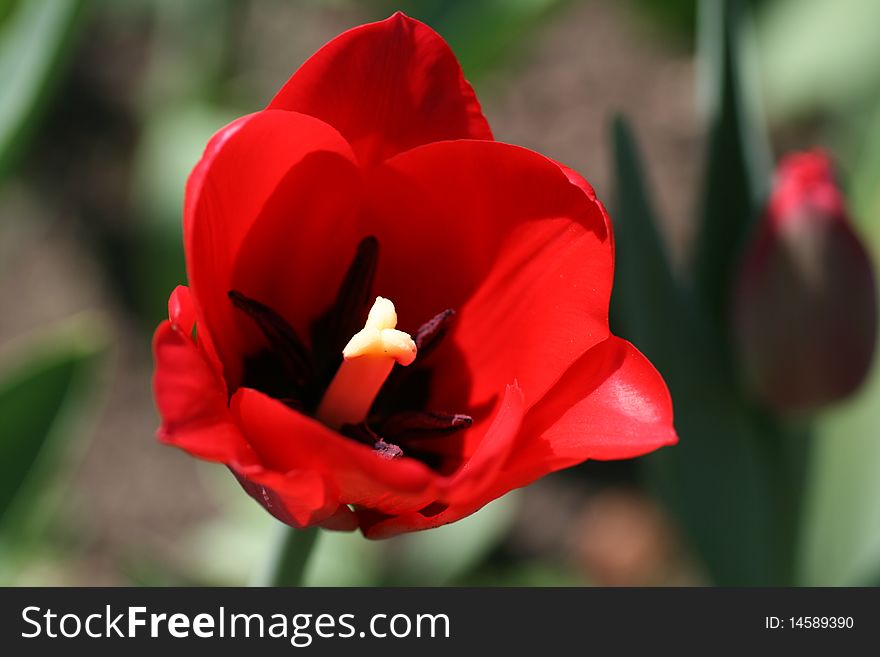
[311,236,379,383]
[381,410,473,442]
[414,308,456,357]
[341,422,403,460]
[228,290,314,386]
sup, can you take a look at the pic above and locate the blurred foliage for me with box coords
[757,0,880,124]
[755,0,880,234]
[626,0,699,38]
[802,379,880,586]
[457,561,587,586]
[126,0,237,327]
[798,137,880,587]
[624,0,770,41]
[612,113,803,585]
[611,0,880,587]
[0,0,87,181]
[752,0,880,588]
[137,0,234,105]
[0,313,108,576]
[692,0,771,332]
[851,107,880,229]
[611,0,813,586]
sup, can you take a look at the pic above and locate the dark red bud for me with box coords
[733,150,877,413]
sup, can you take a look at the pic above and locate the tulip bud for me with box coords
[732,150,877,413]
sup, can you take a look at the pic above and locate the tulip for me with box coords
[733,150,877,412]
[152,13,677,537]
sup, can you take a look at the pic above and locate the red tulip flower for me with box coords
[152,13,678,538]
[733,150,877,412]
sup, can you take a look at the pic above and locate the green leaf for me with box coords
[0,0,88,181]
[610,116,798,585]
[0,313,107,539]
[692,0,771,330]
[609,115,688,356]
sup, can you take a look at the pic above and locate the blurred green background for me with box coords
[1,0,879,586]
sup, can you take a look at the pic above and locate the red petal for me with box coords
[152,320,256,468]
[502,336,678,486]
[318,504,360,531]
[268,12,492,166]
[446,383,525,498]
[361,343,676,540]
[167,285,223,378]
[367,140,612,418]
[168,285,196,333]
[559,162,615,254]
[360,384,525,538]
[230,388,441,516]
[155,308,358,530]
[230,467,355,530]
[184,110,359,383]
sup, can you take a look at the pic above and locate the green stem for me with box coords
[778,420,815,586]
[754,410,814,585]
[253,524,320,587]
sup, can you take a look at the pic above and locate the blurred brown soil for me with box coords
[1,0,700,584]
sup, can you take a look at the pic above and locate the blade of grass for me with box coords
[0,0,88,181]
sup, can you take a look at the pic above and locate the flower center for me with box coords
[316,296,417,430]
[228,236,473,468]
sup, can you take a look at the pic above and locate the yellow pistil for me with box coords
[316,296,417,431]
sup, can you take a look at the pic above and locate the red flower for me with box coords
[152,13,677,538]
[733,150,877,412]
